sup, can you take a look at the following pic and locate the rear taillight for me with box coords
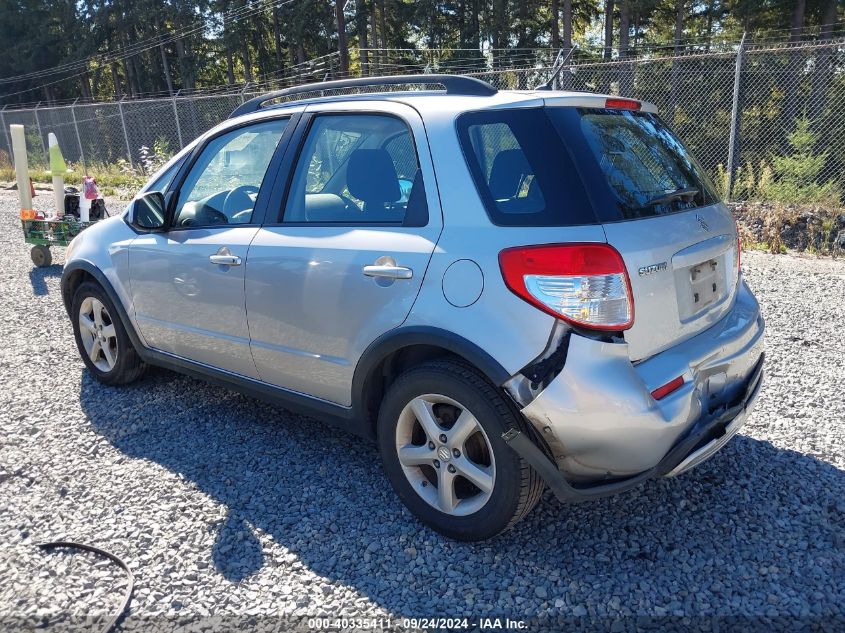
[499,243,634,330]
[605,97,641,111]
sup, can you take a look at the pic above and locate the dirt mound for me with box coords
[732,201,845,256]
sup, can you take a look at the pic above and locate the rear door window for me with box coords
[282,113,428,225]
[457,108,596,227]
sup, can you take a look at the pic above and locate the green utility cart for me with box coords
[21,217,94,267]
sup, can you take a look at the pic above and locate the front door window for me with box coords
[173,119,288,228]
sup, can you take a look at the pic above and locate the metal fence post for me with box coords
[118,97,133,168]
[240,82,250,104]
[0,106,11,159]
[725,33,747,201]
[33,102,47,164]
[70,98,86,172]
[172,90,184,149]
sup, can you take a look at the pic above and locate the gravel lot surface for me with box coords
[1,191,843,632]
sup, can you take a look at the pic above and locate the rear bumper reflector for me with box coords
[650,375,685,400]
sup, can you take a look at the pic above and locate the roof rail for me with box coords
[229,74,497,118]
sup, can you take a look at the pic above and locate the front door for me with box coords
[129,117,291,378]
[246,104,442,405]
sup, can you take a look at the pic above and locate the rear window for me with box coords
[457,109,596,227]
[575,110,719,220]
[457,106,719,226]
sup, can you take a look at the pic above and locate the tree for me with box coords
[0,0,841,105]
[334,0,350,75]
[603,0,615,59]
[669,0,686,123]
[618,0,633,93]
[357,0,369,75]
[768,117,840,206]
[563,0,573,50]
[789,0,805,42]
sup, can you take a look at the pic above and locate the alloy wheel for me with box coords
[395,394,496,516]
[78,297,118,372]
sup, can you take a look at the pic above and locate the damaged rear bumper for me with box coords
[503,279,765,502]
[503,356,763,503]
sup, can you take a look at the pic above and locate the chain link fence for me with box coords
[2,38,844,205]
[544,38,845,205]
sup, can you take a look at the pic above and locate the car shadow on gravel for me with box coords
[28,264,63,296]
[80,368,844,617]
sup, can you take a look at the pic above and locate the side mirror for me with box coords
[130,191,167,231]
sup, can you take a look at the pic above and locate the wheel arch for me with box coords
[352,327,512,437]
[61,261,146,352]
[61,264,95,317]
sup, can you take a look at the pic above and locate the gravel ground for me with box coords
[1,191,843,632]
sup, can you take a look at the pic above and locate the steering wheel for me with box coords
[200,208,229,225]
[178,203,229,227]
[223,185,260,221]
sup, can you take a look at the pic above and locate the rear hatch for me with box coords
[545,104,741,361]
[603,205,739,360]
[455,100,740,361]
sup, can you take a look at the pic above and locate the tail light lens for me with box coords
[605,97,641,110]
[499,243,634,330]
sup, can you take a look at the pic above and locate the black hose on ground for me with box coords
[38,541,134,633]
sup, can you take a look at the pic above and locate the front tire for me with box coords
[71,281,146,385]
[377,359,543,541]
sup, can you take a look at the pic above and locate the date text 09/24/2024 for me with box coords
[307,617,527,630]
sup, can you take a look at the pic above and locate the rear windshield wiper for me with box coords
[641,187,699,208]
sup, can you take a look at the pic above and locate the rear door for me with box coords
[553,107,740,361]
[245,101,442,406]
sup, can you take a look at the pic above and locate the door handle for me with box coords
[210,246,241,266]
[363,264,413,280]
[210,254,241,266]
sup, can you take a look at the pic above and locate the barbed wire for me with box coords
[5,36,845,111]
[3,35,845,209]
[7,23,845,106]
[0,0,306,85]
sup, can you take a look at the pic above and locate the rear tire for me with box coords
[377,359,543,541]
[71,281,146,385]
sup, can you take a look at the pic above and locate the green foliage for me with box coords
[0,161,147,196]
[720,159,774,202]
[766,117,840,206]
[3,0,841,105]
[722,118,842,208]
[138,138,172,175]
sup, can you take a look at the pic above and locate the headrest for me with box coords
[347,149,401,205]
[489,149,532,200]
